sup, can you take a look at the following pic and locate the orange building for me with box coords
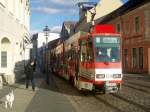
[96,0,150,74]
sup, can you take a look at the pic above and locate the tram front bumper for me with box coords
[105,81,118,93]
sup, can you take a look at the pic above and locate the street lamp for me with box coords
[43,25,50,46]
[43,25,50,85]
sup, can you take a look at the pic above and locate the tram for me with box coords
[49,25,122,93]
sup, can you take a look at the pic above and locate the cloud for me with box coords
[30,26,62,35]
[31,6,76,14]
[32,7,61,14]
[31,0,90,14]
[51,26,62,33]
[50,0,89,6]
[31,0,89,6]
[30,29,41,35]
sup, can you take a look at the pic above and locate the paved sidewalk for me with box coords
[0,71,76,112]
[0,82,37,112]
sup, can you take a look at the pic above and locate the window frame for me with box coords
[134,16,140,33]
[139,47,144,69]
[1,51,7,68]
[124,49,128,68]
[132,48,138,68]
[116,23,121,33]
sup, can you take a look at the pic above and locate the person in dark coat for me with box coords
[25,60,36,91]
[32,59,36,71]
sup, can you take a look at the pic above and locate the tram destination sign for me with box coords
[95,37,120,44]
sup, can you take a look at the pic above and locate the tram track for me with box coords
[111,94,150,112]
[53,73,150,112]
[123,83,150,94]
[93,93,147,112]
[94,95,124,112]
[123,77,150,84]
[124,80,150,89]
[117,86,150,108]
[92,81,150,112]
[123,77,150,94]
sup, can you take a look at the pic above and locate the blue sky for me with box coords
[30,0,128,34]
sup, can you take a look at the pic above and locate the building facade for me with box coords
[0,0,30,84]
[96,0,150,74]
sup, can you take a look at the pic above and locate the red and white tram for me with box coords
[50,25,122,93]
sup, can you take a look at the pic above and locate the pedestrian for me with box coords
[24,59,36,91]
[33,59,36,71]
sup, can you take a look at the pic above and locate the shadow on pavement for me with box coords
[22,70,77,112]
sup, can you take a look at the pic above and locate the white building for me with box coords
[31,32,60,72]
[0,0,30,84]
[37,32,60,48]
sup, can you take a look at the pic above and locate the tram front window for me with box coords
[94,36,120,62]
[95,47,120,62]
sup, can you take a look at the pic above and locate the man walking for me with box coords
[25,59,36,91]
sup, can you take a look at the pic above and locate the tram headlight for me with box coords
[96,74,105,79]
[113,74,121,78]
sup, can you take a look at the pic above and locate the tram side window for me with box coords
[80,40,87,62]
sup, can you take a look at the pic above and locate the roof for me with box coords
[61,21,77,40]
[95,0,150,24]
[63,21,76,29]
[48,38,62,49]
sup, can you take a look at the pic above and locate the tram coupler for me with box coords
[105,81,118,93]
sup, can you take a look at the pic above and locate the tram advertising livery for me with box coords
[48,25,122,94]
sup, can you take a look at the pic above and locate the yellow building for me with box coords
[75,0,123,32]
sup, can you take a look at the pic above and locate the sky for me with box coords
[30,0,128,34]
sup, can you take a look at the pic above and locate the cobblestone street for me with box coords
[53,73,150,112]
[0,0,150,112]
[0,71,150,112]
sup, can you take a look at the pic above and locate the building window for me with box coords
[116,23,121,33]
[132,48,137,68]
[124,49,128,68]
[125,21,130,35]
[1,51,7,67]
[135,17,140,33]
[139,47,144,69]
